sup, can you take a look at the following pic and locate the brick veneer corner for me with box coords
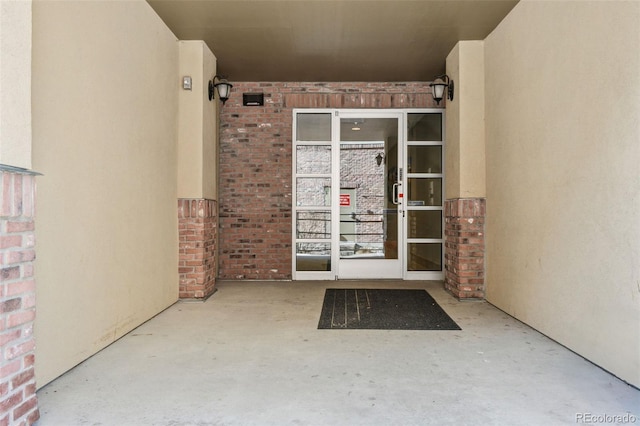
[178,199,217,299]
[0,171,40,425]
[444,198,486,299]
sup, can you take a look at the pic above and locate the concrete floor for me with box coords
[36,280,639,426]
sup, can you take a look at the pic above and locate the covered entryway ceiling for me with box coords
[146,0,519,82]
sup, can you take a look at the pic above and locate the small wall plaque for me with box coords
[182,76,192,90]
[243,93,264,106]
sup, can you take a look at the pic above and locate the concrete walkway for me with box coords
[36,280,639,425]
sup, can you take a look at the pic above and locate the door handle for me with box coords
[392,183,401,205]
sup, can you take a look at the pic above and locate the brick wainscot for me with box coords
[178,199,217,299]
[444,198,486,299]
[0,168,40,425]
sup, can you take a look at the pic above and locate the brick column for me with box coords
[178,199,217,299]
[0,170,40,425]
[444,198,486,299]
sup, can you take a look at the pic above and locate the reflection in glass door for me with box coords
[293,109,444,280]
[293,113,333,276]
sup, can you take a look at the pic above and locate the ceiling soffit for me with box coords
[147,0,519,82]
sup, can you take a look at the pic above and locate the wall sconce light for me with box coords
[208,75,233,105]
[375,152,384,166]
[429,74,454,104]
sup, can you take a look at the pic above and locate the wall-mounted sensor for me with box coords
[182,76,192,90]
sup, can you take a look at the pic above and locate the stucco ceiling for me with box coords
[147,0,518,82]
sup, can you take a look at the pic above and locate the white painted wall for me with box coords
[484,0,640,386]
[0,0,32,169]
[32,0,180,387]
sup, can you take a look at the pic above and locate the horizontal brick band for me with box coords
[284,92,434,109]
[178,198,217,219]
[444,198,486,218]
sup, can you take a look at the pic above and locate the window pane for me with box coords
[407,210,442,239]
[407,178,442,206]
[340,118,397,142]
[407,113,442,141]
[296,243,331,271]
[296,211,331,239]
[407,145,442,173]
[297,113,331,141]
[408,243,442,271]
[296,178,331,206]
[296,146,331,174]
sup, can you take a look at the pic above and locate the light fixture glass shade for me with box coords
[430,81,447,103]
[433,83,446,99]
[216,82,232,99]
[429,74,453,104]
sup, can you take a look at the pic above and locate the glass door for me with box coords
[292,109,444,281]
[335,112,403,279]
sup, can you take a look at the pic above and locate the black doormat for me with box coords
[318,289,461,330]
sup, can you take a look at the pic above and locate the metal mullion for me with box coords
[331,110,340,279]
[406,141,443,146]
[404,206,443,211]
[295,206,331,211]
[296,173,332,179]
[406,238,444,244]
[406,173,444,179]
[295,141,332,146]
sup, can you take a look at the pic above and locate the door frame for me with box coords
[334,110,404,279]
[292,108,445,281]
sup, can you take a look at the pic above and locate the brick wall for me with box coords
[0,170,40,425]
[444,198,486,299]
[178,199,217,299]
[218,82,438,280]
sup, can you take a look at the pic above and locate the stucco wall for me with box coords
[0,0,32,169]
[202,45,218,200]
[484,0,640,386]
[445,41,485,199]
[32,0,179,387]
[177,41,218,200]
[444,46,460,198]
